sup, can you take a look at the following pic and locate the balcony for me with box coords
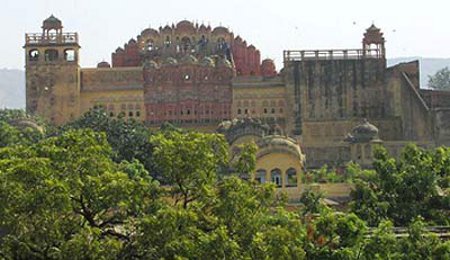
[283,48,383,63]
[25,33,79,45]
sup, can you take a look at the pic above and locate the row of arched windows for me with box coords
[147,104,230,118]
[235,99,285,116]
[93,103,142,118]
[143,36,226,53]
[255,168,298,188]
[28,48,76,62]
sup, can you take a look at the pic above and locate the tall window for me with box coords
[45,49,59,62]
[255,169,266,184]
[181,37,191,52]
[29,49,40,61]
[271,168,282,187]
[64,49,76,62]
[286,168,297,187]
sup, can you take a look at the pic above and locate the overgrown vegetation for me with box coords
[0,109,449,259]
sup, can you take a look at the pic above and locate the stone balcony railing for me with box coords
[25,33,79,45]
[283,48,383,63]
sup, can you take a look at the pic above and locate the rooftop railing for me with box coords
[283,48,383,63]
[25,33,79,45]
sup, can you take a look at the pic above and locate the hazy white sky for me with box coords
[2,0,450,70]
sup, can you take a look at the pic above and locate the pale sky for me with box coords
[2,0,450,70]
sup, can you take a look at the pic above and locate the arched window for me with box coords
[29,49,40,62]
[45,49,59,62]
[237,109,242,115]
[217,37,226,50]
[286,168,297,187]
[356,144,362,160]
[181,37,191,52]
[255,169,266,184]
[164,36,171,47]
[145,39,154,51]
[64,49,76,62]
[271,168,282,187]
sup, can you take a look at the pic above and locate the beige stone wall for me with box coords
[255,152,303,193]
[26,52,81,124]
[434,108,450,146]
[302,119,402,145]
[79,89,145,121]
[232,76,287,127]
[78,67,145,121]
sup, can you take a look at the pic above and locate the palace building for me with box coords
[25,16,450,176]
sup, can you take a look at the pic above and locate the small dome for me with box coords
[8,118,44,134]
[161,25,172,33]
[42,15,63,30]
[212,26,229,35]
[345,119,381,143]
[200,56,215,67]
[257,135,304,160]
[181,54,198,65]
[217,117,269,144]
[366,24,380,32]
[198,24,209,33]
[141,28,159,37]
[144,60,159,69]
[163,57,178,66]
[261,59,277,77]
[176,20,195,33]
[363,24,384,44]
[97,61,111,68]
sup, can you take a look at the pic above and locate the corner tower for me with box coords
[362,24,385,60]
[24,15,81,124]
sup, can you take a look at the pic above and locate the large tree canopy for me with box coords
[351,144,450,226]
[0,109,449,259]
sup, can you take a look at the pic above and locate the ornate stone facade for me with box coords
[25,16,450,169]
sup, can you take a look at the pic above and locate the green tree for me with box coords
[0,129,160,259]
[428,66,450,90]
[299,187,329,216]
[360,220,400,259]
[397,217,450,259]
[304,211,367,259]
[351,144,450,226]
[150,130,228,208]
[0,109,45,147]
[62,108,156,180]
[1,124,448,259]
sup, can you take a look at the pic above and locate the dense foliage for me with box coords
[428,66,450,90]
[0,109,449,259]
[351,145,450,226]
